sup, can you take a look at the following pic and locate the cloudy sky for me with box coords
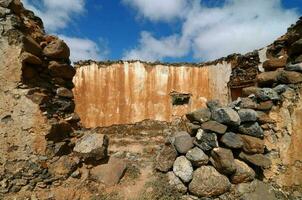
[22,0,301,62]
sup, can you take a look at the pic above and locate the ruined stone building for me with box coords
[1,0,302,199]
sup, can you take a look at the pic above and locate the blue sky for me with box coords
[23,0,302,63]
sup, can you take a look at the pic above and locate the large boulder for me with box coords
[242,87,261,97]
[262,57,287,71]
[186,147,209,167]
[90,157,127,186]
[173,156,193,183]
[43,39,70,59]
[278,70,302,84]
[238,109,258,122]
[231,159,255,184]
[167,172,187,194]
[200,120,227,134]
[155,144,178,172]
[285,63,302,72]
[48,61,76,80]
[239,152,271,168]
[210,147,236,175]
[188,166,231,198]
[194,129,218,151]
[240,135,265,154]
[174,134,194,154]
[220,132,243,149]
[257,71,280,86]
[212,107,241,126]
[73,133,109,161]
[20,52,42,65]
[256,88,280,101]
[186,108,211,123]
[238,122,264,138]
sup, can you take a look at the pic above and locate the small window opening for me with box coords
[170,92,191,106]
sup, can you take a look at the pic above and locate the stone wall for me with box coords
[73,61,233,127]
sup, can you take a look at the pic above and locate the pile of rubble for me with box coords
[156,98,270,198]
[156,18,302,199]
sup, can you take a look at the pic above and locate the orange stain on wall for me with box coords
[73,61,232,127]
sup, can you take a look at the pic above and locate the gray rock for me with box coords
[231,159,255,184]
[167,172,187,194]
[220,132,243,149]
[238,122,264,138]
[212,107,241,126]
[238,109,258,122]
[169,131,190,145]
[173,156,193,183]
[256,88,280,101]
[186,108,211,123]
[239,98,258,109]
[186,122,201,136]
[156,144,178,172]
[56,87,73,98]
[273,84,289,94]
[210,147,236,175]
[206,100,221,110]
[239,152,271,168]
[73,133,109,160]
[188,166,231,198]
[186,147,209,167]
[174,134,194,154]
[286,62,302,72]
[194,129,218,151]
[200,120,227,134]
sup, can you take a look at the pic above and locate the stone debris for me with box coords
[188,166,231,198]
[212,107,241,126]
[210,147,236,175]
[239,152,272,168]
[185,147,209,167]
[231,159,255,184]
[90,157,127,186]
[173,156,193,183]
[186,108,211,123]
[156,143,178,172]
[220,132,243,149]
[73,133,109,161]
[200,120,227,134]
[167,171,187,194]
[174,134,194,154]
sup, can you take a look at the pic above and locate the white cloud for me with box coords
[122,0,191,22]
[124,31,189,61]
[123,0,299,61]
[22,0,85,32]
[59,35,109,62]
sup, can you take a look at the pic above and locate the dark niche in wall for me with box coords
[170,91,191,106]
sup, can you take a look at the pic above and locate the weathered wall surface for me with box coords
[73,61,232,127]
